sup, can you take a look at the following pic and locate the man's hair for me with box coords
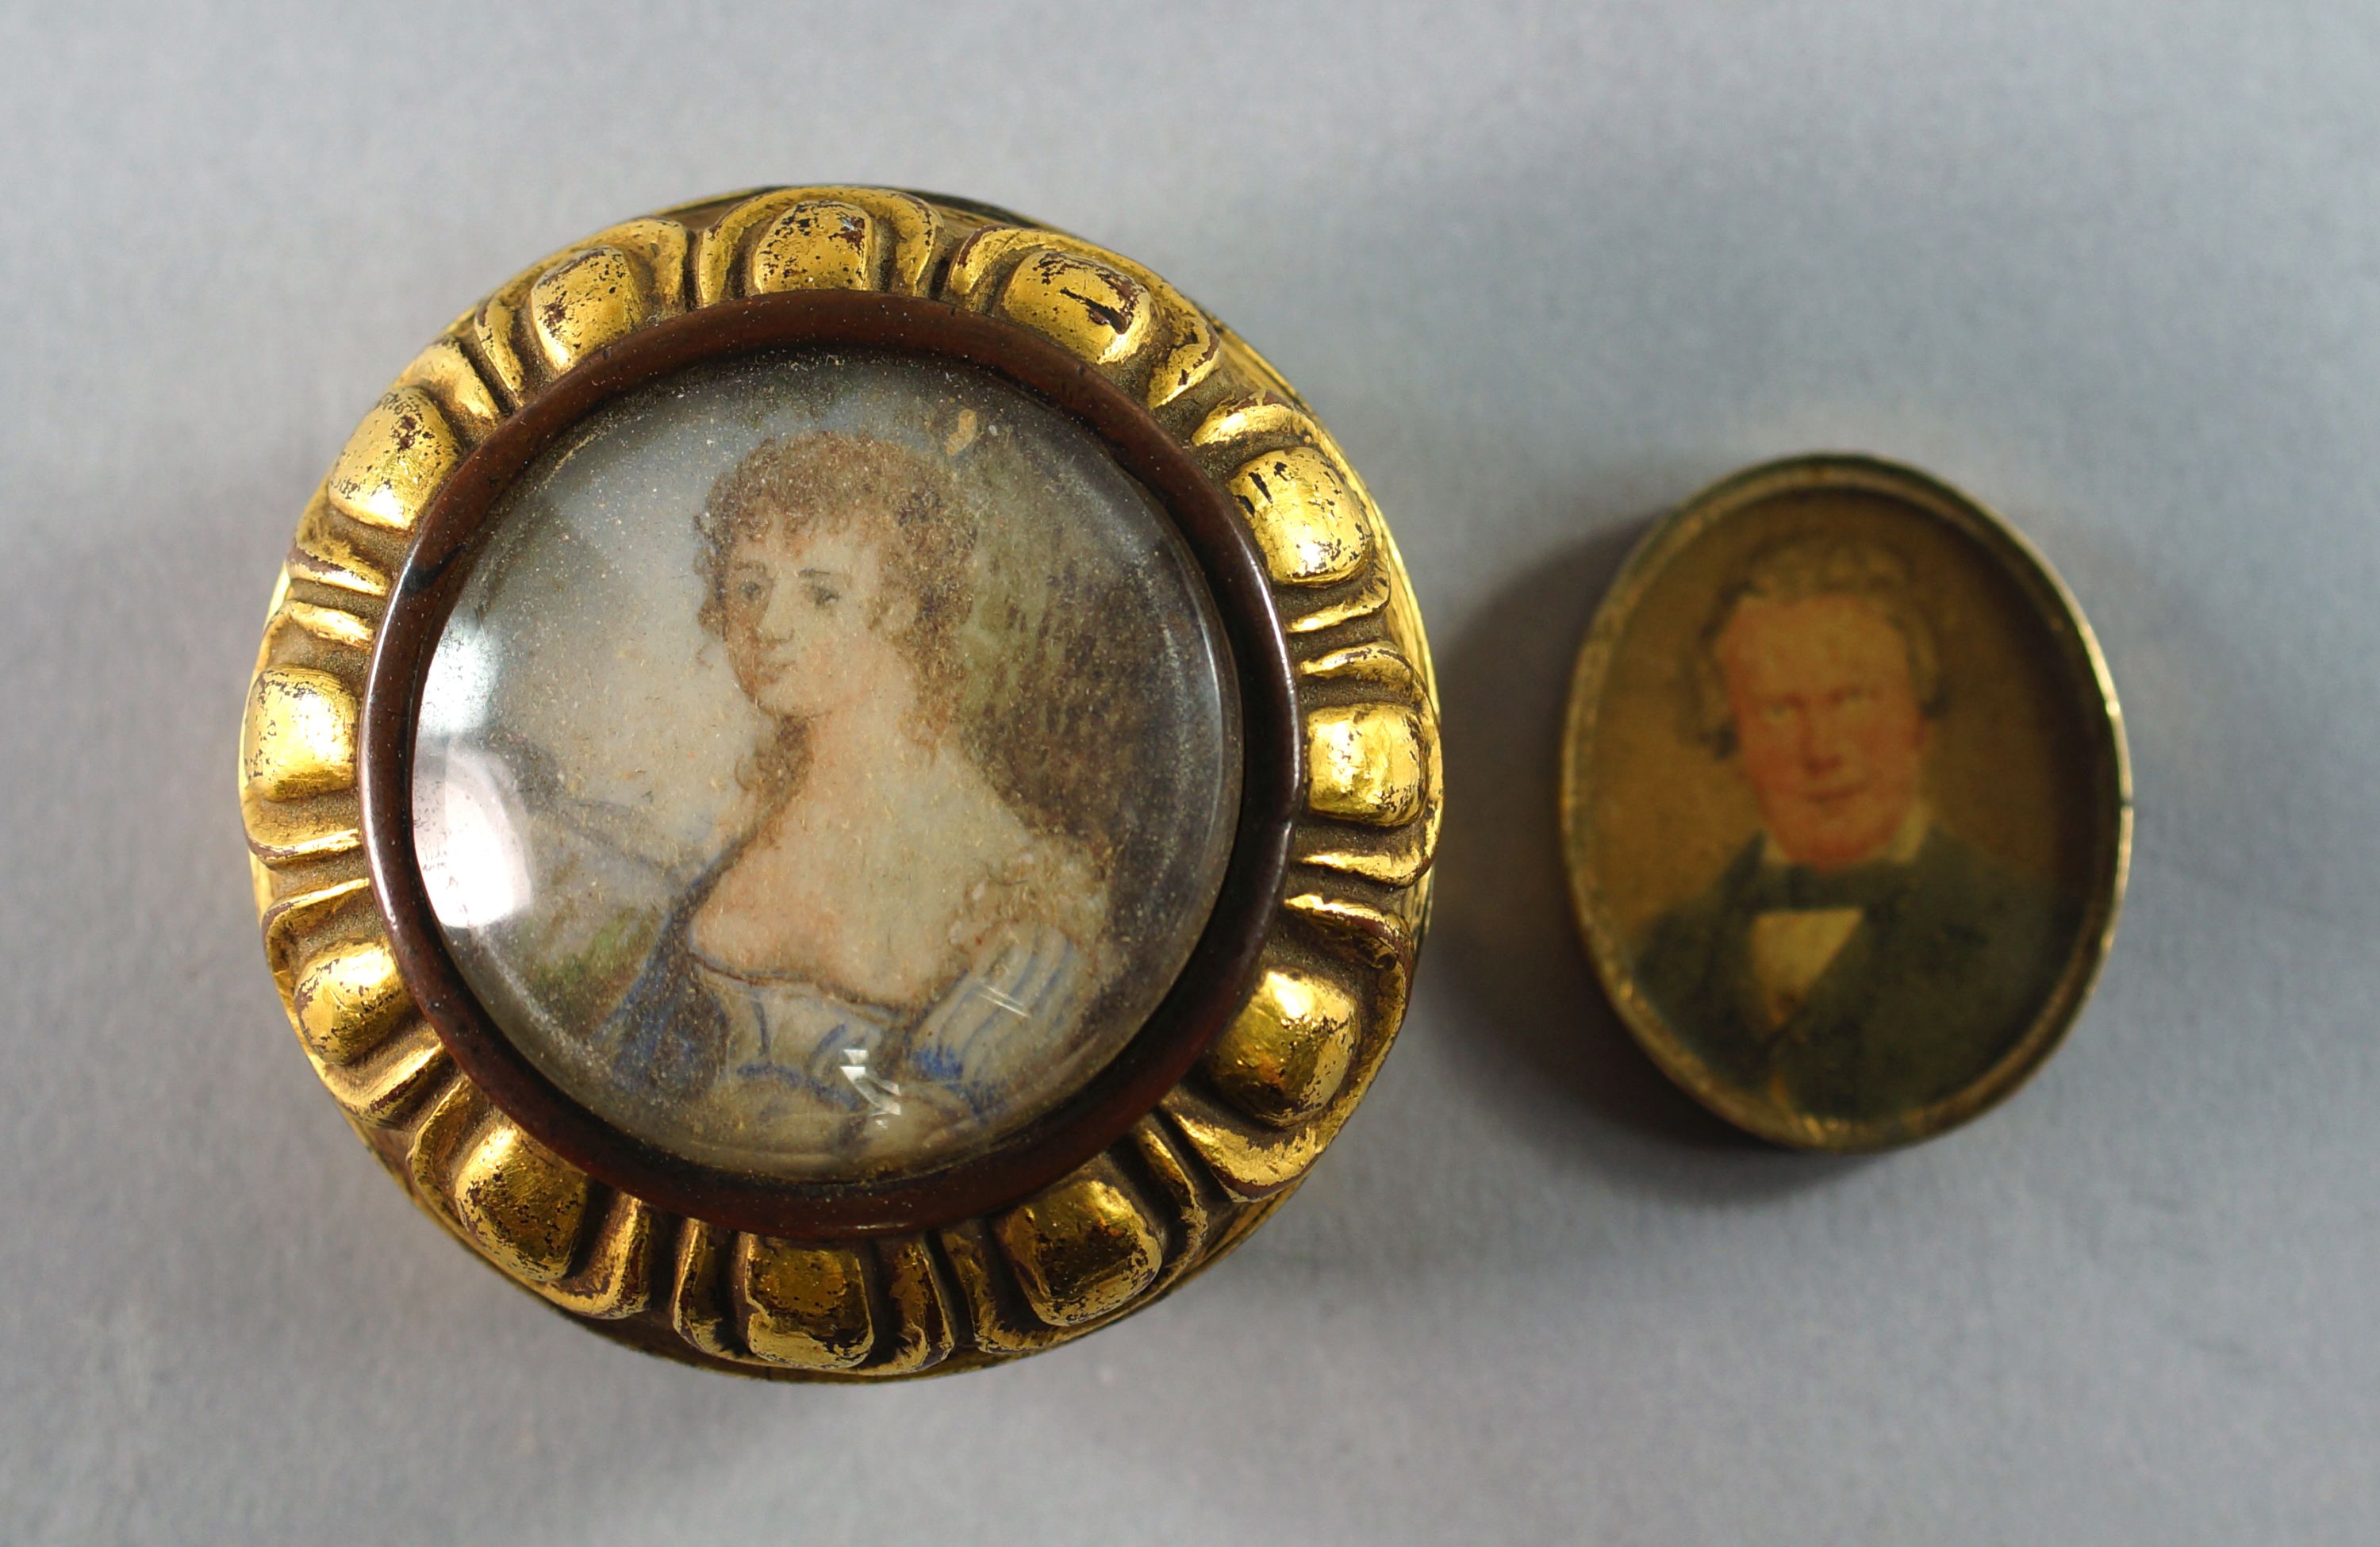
[1691,533,1945,754]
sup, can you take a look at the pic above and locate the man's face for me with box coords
[1714,592,1929,871]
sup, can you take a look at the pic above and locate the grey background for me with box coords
[2,2,2371,1541]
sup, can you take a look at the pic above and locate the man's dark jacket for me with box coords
[1634,828,2070,1123]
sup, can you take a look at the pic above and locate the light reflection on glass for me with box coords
[417,623,496,740]
[415,744,532,929]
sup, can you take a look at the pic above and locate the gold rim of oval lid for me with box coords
[1559,451,2129,1152]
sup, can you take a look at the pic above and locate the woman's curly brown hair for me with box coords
[697,432,980,802]
[697,431,980,716]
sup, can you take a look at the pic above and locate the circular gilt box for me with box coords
[239,187,1440,1377]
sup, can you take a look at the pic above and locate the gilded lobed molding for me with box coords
[242,188,1439,1377]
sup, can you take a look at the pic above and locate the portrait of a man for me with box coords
[1633,534,2073,1123]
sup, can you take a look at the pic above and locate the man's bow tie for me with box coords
[1746,858,1915,913]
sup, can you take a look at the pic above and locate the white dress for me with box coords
[685,919,1088,1169]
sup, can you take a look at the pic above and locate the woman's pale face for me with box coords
[720,505,916,724]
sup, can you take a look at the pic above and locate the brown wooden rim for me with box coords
[360,290,1299,1238]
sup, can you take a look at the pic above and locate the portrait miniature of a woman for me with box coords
[601,432,1109,1172]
